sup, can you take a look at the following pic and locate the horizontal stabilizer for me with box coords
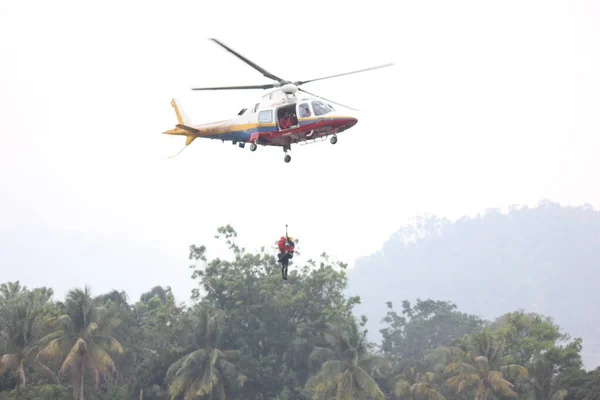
[176,124,200,134]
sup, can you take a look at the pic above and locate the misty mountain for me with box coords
[347,200,600,369]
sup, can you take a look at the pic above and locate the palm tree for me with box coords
[0,288,58,388]
[526,343,579,400]
[35,286,124,400]
[140,286,172,304]
[165,307,246,399]
[95,289,131,313]
[0,281,26,300]
[391,364,445,400]
[527,358,567,400]
[444,332,528,400]
[305,317,385,400]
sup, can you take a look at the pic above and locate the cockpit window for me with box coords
[311,101,333,116]
[298,103,311,118]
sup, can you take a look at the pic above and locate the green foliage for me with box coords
[0,224,598,399]
[564,366,600,400]
[380,298,486,362]
[0,383,70,400]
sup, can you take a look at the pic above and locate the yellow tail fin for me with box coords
[171,98,193,125]
[164,99,197,157]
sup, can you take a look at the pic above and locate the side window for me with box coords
[298,103,311,118]
[312,101,329,116]
[258,109,273,123]
[254,103,260,113]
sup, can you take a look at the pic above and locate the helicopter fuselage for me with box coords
[164,88,358,162]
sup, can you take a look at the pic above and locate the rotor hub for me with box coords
[281,83,298,94]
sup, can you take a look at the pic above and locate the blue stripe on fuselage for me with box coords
[204,117,348,141]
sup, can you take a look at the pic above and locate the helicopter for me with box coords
[163,38,394,163]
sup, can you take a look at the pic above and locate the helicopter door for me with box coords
[276,104,298,130]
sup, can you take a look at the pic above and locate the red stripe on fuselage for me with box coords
[248,117,358,146]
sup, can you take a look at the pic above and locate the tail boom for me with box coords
[163,99,237,151]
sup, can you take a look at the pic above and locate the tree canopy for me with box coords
[1,224,598,399]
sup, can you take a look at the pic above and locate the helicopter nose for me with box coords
[338,116,358,128]
[330,115,358,132]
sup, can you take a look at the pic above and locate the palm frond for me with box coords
[309,346,337,368]
[93,335,124,355]
[501,363,528,377]
[456,373,480,393]
[216,357,237,378]
[32,357,59,383]
[314,360,345,381]
[84,353,101,389]
[354,366,385,400]
[412,382,445,400]
[84,322,99,338]
[167,348,211,399]
[37,336,68,361]
[394,380,411,397]
[89,341,118,379]
[335,369,352,400]
[165,353,189,382]
[43,314,71,330]
[168,374,189,398]
[445,361,475,374]
[550,389,568,400]
[36,330,65,346]
[488,370,517,397]
[0,354,18,375]
[473,355,490,376]
[59,338,86,378]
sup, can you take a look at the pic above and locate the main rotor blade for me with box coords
[209,38,285,83]
[298,88,361,112]
[295,63,395,86]
[191,83,276,91]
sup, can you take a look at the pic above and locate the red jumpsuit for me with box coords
[278,236,286,252]
[278,236,294,279]
[278,236,294,253]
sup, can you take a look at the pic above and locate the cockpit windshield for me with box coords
[311,101,335,116]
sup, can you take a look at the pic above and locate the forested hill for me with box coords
[346,200,600,369]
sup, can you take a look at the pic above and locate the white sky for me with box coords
[1,0,599,302]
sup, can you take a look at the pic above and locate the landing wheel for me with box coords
[330,135,338,144]
[284,154,291,163]
[250,143,257,152]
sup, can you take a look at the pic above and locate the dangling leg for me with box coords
[278,253,286,279]
[283,253,291,279]
[282,258,288,279]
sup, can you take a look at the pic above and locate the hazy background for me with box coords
[347,201,600,369]
[1,0,599,359]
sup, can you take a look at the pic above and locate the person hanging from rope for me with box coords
[277,225,295,280]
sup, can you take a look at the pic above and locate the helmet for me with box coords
[288,236,294,241]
